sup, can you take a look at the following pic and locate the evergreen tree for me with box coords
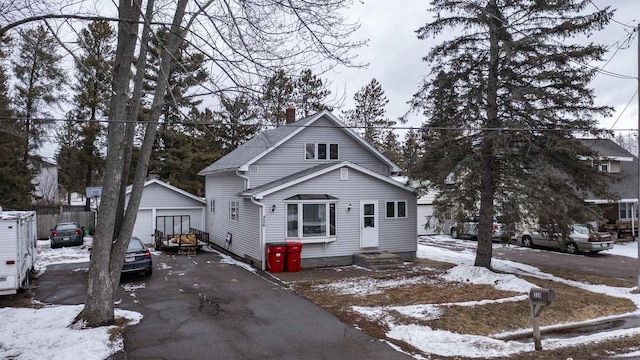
[216,94,259,150]
[63,20,115,208]
[261,68,333,127]
[402,129,423,176]
[12,25,66,162]
[343,78,395,150]
[146,26,209,192]
[261,69,295,127]
[294,68,333,117]
[379,130,402,166]
[410,0,614,268]
[0,34,32,209]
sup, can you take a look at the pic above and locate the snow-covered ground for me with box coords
[1,236,640,359]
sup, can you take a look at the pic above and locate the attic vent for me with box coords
[249,165,259,174]
[380,166,388,175]
[340,168,348,180]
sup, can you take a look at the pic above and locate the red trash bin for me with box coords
[266,243,286,272]
[285,242,303,272]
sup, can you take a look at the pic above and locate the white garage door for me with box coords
[417,205,440,235]
[132,209,154,244]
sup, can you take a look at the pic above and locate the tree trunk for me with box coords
[109,0,188,294]
[80,0,141,327]
[475,0,499,268]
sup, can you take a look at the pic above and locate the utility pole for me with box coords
[636,23,639,291]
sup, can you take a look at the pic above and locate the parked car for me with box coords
[516,224,615,254]
[50,222,84,248]
[450,216,509,241]
[122,237,153,276]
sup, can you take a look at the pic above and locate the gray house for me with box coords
[126,179,206,244]
[581,138,638,236]
[198,110,417,270]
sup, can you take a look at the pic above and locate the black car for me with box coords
[122,237,153,276]
[50,222,84,248]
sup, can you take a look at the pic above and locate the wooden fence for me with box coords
[36,211,95,240]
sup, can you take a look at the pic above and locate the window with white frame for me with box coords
[385,201,407,218]
[287,202,336,238]
[210,199,215,214]
[305,143,339,160]
[619,202,637,221]
[229,200,239,221]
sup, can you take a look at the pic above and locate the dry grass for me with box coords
[289,262,638,359]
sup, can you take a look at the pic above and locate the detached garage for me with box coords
[126,179,206,245]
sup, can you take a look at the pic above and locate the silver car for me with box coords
[517,224,615,254]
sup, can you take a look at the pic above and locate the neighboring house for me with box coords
[126,178,206,244]
[198,110,417,270]
[581,138,639,236]
[32,158,59,205]
[393,176,442,236]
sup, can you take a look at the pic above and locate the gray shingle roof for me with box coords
[580,138,638,201]
[198,110,401,175]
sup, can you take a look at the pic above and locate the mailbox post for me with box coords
[529,287,556,351]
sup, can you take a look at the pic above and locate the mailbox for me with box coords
[529,287,555,306]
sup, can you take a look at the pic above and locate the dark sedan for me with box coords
[50,222,84,248]
[122,237,153,276]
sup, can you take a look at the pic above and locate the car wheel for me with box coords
[450,227,457,238]
[566,242,579,254]
[144,268,153,276]
[18,272,30,293]
[522,235,533,248]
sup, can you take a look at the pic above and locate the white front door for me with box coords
[360,200,379,248]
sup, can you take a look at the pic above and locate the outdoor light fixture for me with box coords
[271,204,276,212]
[347,204,352,211]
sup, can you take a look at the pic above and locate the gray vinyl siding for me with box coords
[205,172,261,261]
[248,117,389,188]
[262,167,416,260]
[126,182,204,208]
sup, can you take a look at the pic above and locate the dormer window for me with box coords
[305,143,338,160]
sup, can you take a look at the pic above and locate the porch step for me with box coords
[353,251,404,271]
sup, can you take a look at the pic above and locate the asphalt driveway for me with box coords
[34,249,412,360]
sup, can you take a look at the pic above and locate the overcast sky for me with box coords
[39,0,638,159]
[327,0,639,138]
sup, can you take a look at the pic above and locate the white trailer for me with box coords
[0,210,37,295]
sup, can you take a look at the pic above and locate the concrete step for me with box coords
[353,251,404,271]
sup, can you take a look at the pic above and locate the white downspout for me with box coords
[237,170,267,271]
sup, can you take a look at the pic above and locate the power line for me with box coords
[0,115,636,132]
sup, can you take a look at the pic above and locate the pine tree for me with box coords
[261,68,333,127]
[63,20,115,208]
[261,69,295,127]
[294,68,332,117]
[12,25,66,162]
[146,26,209,192]
[410,0,615,268]
[217,94,259,150]
[343,78,395,150]
[0,35,32,209]
[402,129,423,176]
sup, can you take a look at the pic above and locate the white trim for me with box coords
[585,199,639,204]
[578,155,634,162]
[247,162,415,200]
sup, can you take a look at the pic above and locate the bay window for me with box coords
[286,202,336,238]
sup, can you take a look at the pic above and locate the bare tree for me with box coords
[1,0,363,327]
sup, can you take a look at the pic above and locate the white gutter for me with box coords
[236,170,266,271]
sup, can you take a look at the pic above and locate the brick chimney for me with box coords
[285,106,295,124]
